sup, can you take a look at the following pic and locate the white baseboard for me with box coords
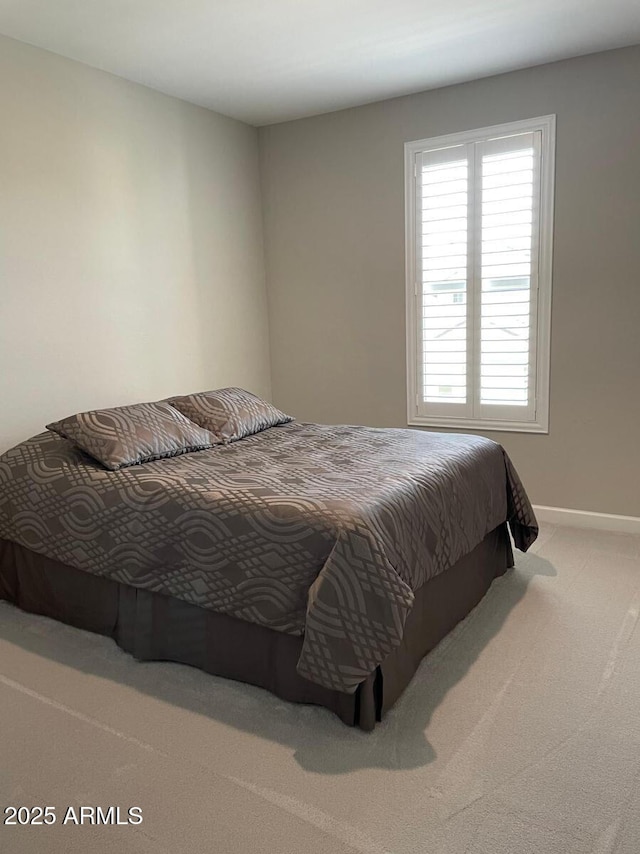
[533,505,640,535]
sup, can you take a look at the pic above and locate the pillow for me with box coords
[168,387,293,443]
[46,401,218,470]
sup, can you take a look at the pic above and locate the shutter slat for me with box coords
[423,226,468,238]
[423,262,467,272]
[482,250,531,265]
[422,178,468,195]
[482,212,533,227]
[423,271,467,283]
[423,219,468,233]
[483,169,533,187]
[423,245,468,259]
[482,237,531,253]
[482,263,531,278]
[422,193,468,209]
[423,207,468,222]
[482,302,530,316]
[482,224,532,239]
[482,200,533,215]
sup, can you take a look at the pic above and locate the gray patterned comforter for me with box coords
[0,423,537,693]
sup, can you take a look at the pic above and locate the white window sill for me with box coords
[408,415,549,434]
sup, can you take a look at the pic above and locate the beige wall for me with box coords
[260,46,640,517]
[0,35,271,453]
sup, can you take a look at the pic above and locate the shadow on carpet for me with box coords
[0,551,555,775]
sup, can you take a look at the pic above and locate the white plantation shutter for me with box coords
[406,117,554,433]
[420,146,469,411]
[479,133,536,419]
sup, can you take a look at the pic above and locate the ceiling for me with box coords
[1,0,638,126]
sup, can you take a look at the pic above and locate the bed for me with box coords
[0,389,537,729]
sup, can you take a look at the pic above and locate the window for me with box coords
[405,116,555,433]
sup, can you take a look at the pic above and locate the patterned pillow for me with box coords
[168,387,293,443]
[47,401,218,470]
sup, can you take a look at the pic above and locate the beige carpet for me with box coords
[2,523,640,854]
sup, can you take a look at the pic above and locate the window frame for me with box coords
[405,115,555,434]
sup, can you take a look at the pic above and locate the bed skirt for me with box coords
[0,525,513,730]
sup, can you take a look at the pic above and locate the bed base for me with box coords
[0,525,512,730]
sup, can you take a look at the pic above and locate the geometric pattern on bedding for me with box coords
[168,387,293,444]
[0,422,537,693]
[46,401,216,470]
